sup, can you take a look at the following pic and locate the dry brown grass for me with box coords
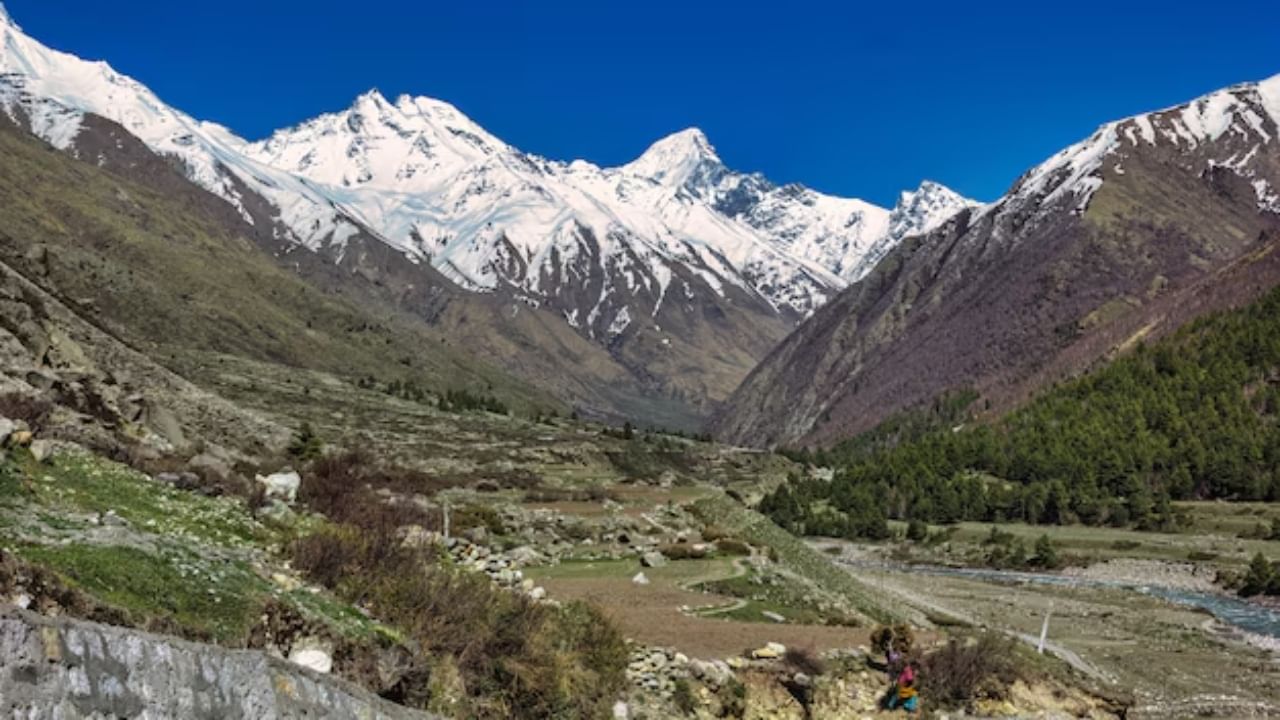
[291,449,628,719]
[919,633,1022,707]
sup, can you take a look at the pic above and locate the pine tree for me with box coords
[906,518,928,542]
[1241,552,1273,597]
[1032,534,1060,569]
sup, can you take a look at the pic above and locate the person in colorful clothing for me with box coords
[885,660,921,715]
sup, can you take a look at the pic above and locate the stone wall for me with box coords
[0,609,439,719]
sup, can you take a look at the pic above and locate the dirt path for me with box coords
[685,556,750,617]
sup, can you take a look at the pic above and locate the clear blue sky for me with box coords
[8,0,1280,205]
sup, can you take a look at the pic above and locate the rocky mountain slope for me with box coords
[0,4,974,425]
[0,106,560,427]
[714,73,1280,448]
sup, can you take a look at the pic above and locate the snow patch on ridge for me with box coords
[0,5,980,331]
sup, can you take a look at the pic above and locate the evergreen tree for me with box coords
[1032,534,1060,569]
[287,422,323,462]
[906,519,928,542]
[1241,552,1274,597]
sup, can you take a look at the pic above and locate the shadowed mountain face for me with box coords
[713,75,1280,448]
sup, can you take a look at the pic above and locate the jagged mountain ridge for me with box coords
[713,73,1280,448]
[0,6,972,317]
[0,3,975,425]
[243,91,976,324]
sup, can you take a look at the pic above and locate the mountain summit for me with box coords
[0,6,976,424]
[714,72,1280,448]
[623,127,721,185]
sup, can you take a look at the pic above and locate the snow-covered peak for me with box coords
[623,127,721,184]
[0,10,977,331]
[999,74,1280,219]
[1259,73,1280,125]
[890,180,979,237]
[0,3,16,31]
[245,87,508,191]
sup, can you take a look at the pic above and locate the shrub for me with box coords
[715,539,752,556]
[299,450,433,530]
[0,392,53,431]
[452,504,506,536]
[286,422,323,462]
[659,543,708,560]
[1030,534,1060,569]
[291,450,628,718]
[906,519,928,542]
[1240,552,1274,597]
[920,633,1021,707]
[672,677,697,714]
[293,525,626,719]
[701,525,732,542]
[783,646,826,676]
[982,526,1015,546]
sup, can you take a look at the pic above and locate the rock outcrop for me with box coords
[0,609,439,720]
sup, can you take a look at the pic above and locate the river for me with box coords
[835,558,1280,641]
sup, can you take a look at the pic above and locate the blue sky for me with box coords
[8,0,1280,205]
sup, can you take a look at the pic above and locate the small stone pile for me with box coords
[625,646,739,701]
[625,647,691,699]
[401,528,552,602]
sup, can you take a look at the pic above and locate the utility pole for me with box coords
[1037,603,1053,654]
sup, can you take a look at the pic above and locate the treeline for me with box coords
[354,375,512,416]
[762,284,1280,537]
[438,388,509,414]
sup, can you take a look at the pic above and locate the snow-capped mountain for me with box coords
[242,90,976,324]
[0,5,370,251]
[0,3,977,422]
[715,72,1280,448]
[991,75,1280,221]
[0,4,972,326]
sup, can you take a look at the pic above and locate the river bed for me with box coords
[835,556,1280,641]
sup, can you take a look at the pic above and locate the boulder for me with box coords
[632,572,650,585]
[156,471,201,491]
[28,439,55,463]
[256,470,301,504]
[752,642,786,660]
[0,418,15,446]
[506,545,543,566]
[188,452,232,483]
[288,637,334,674]
[100,510,127,527]
[761,610,786,623]
[640,551,667,568]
